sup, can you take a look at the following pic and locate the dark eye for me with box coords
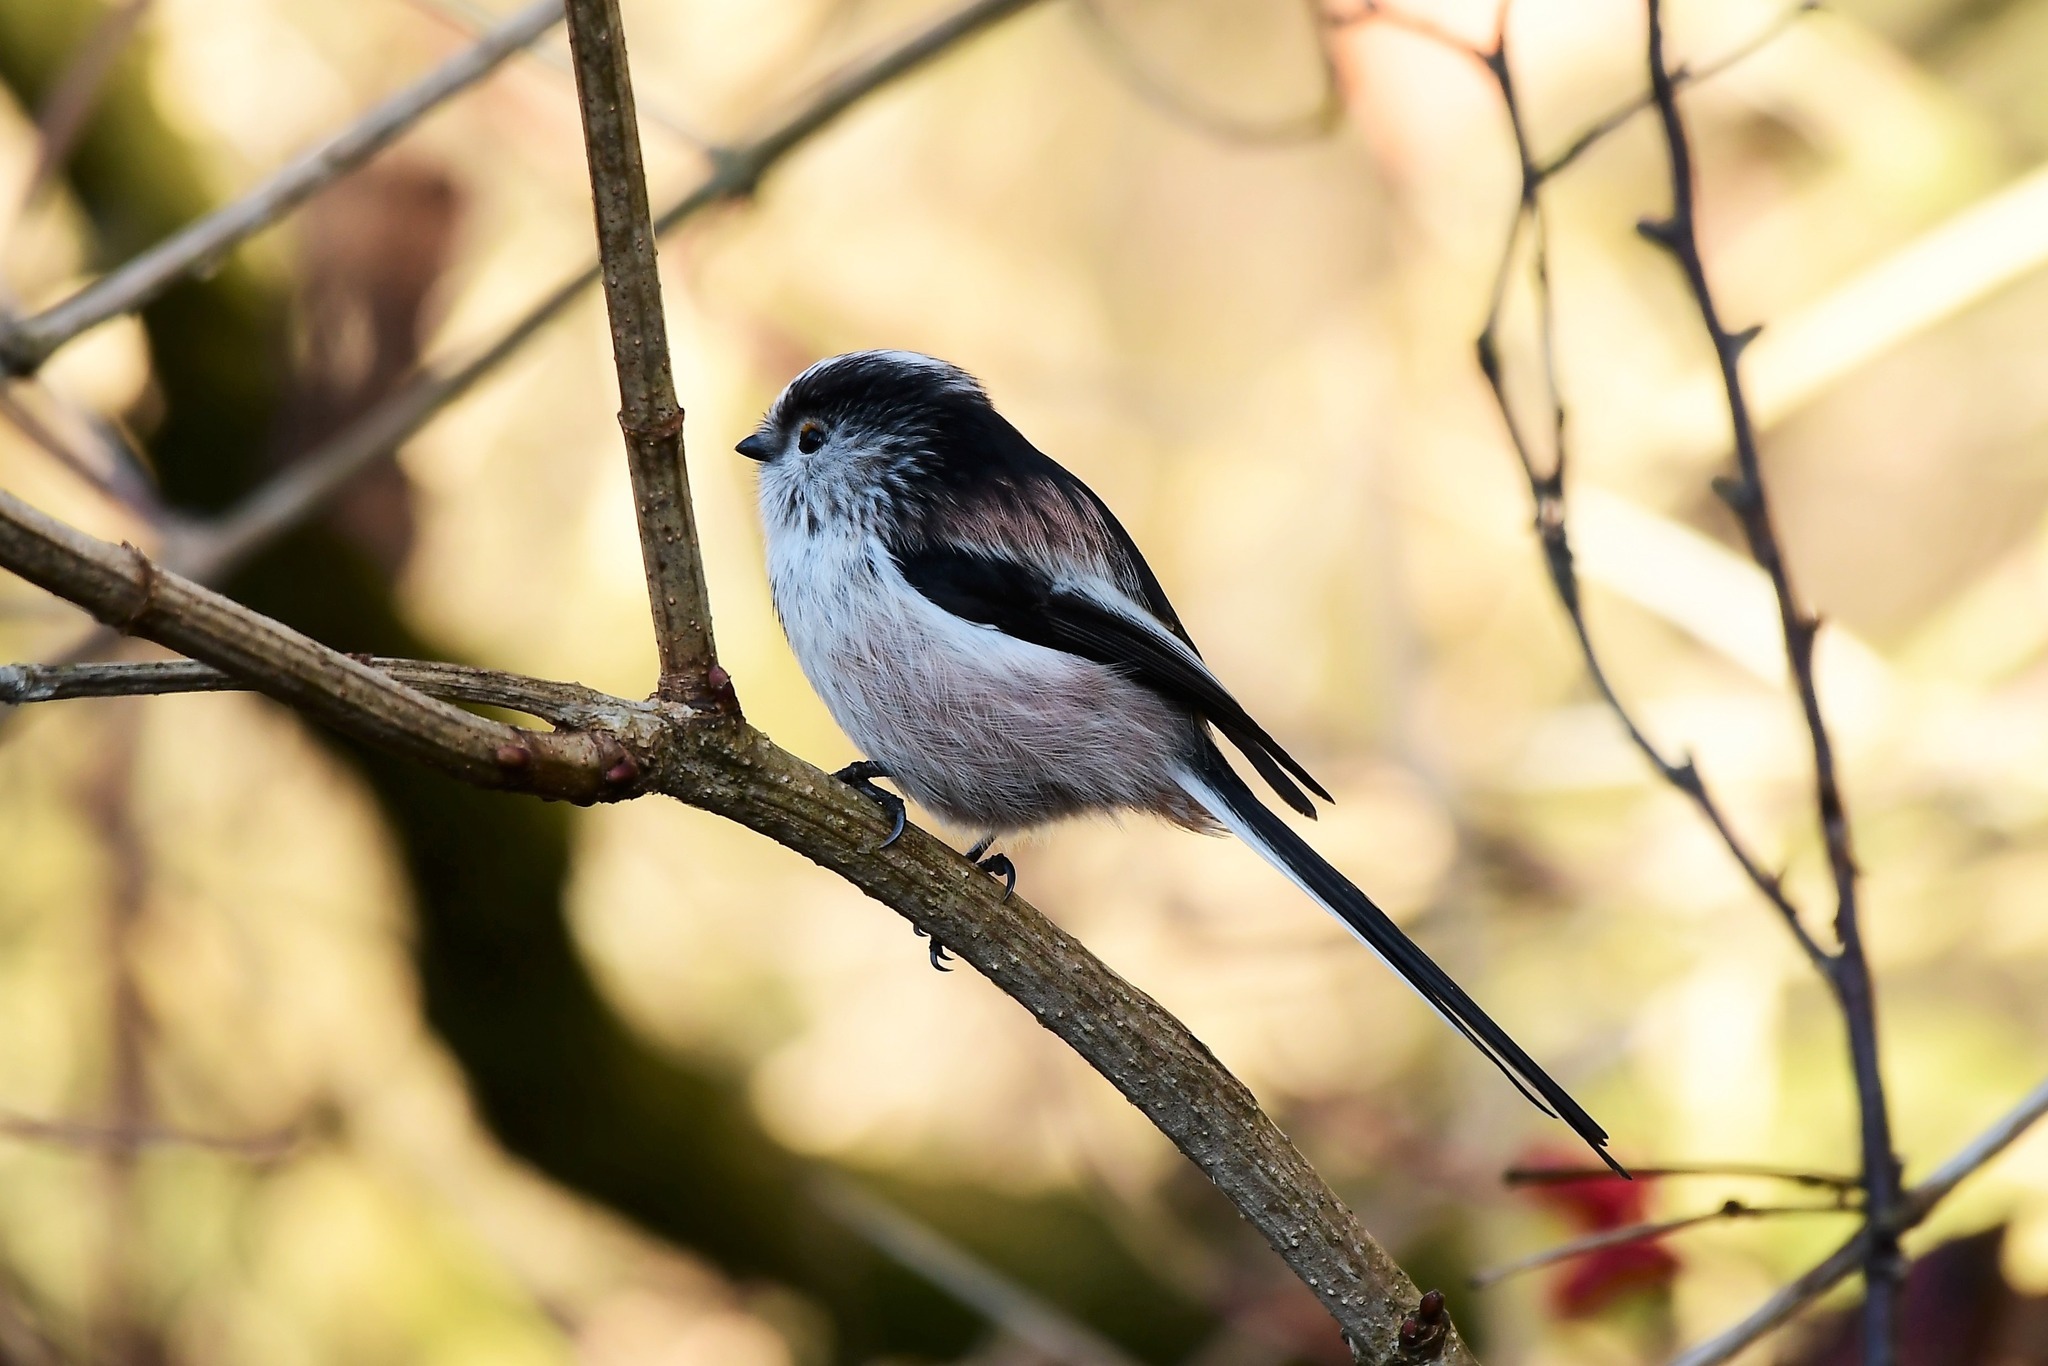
[797,424,825,454]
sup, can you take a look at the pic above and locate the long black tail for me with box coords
[1178,744,1622,1174]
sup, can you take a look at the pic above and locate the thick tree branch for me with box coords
[561,0,719,705]
[0,513,1472,1366]
[0,0,563,376]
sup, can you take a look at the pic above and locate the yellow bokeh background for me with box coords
[4,0,2048,1361]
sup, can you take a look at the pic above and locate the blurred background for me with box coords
[1,0,2046,1361]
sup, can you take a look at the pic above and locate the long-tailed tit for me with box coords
[739,349,1617,1170]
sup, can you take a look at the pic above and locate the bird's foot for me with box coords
[963,837,1017,902]
[832,759,905,849]
[911,926,954,972]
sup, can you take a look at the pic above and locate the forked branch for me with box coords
[0,488,1471,1364]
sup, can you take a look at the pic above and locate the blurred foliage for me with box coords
[4,0,2048,1363]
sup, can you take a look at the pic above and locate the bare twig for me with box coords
[398,0,712,146]
[0,489,642,800]
[1504,1163,1859,1193]
[0,1109,297,1160]
[816,1178,1147,1366]
[1472,1201,1854,1289]
[17,0,153,210]
[1536,2,1818,180]
[173,0,1050,588]
[0,655,625,724]
[0,0,564,376]
[1671,1229,1867,1366]
[561,0,722,705]
[1670,1076,2048,1364]
[1899,1075,2048,1223]
[1637,5,1901,1357]
[1075,0,1341,145]
[0,385,146,516]
[1465,3,1830,969]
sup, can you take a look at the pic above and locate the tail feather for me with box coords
[1179,745,1623,1175]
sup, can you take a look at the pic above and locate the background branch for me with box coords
[1668,1076,2048,1365]
[1461,3,1830,969]
[1638,3,1903,1356]
[169,0,1050,589]
[0,0,563,375]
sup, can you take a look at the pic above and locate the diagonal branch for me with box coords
[561,0,720,705]
[1472,1201,1855,1290]
[0,497,1476,1365]
[0,0,564,376]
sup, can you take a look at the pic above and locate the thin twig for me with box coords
[0,1110,297,1160]
[0,0,564,376]
[0,655,630,727]
[1472,1201,1855,1289]
[1537,2,1819,180]
[815,1178,1148,1366]
[1504,1163,1859,1192]
[0,489,644,800]
[1900,1075,2048,1221]
[397,0,712,146]
[172,0,1050,588]
[1638,5,1901,1358]
[1670,1075,2048,1364]
[1076,0,1341,145]
[561,0,722,706]
[18,0,153,209]
[1467,3,1830,969]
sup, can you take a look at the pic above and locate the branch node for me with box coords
[1635,215,1679,251]
[495,743,532,771]
[1710,474,1758,514]
[113,541,162,633]
[1729,322,1763,356]
[1395,1288,1452,1361]
[1474,331,1500,382]
[619,405,686,442]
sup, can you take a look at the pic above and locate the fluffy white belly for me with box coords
[768,531,1201,832]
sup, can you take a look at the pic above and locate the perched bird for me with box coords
[738,349,1618,1170]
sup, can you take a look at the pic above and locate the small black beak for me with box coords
[735,433,775,462]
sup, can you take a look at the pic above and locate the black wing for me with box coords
[896,543,1331,818]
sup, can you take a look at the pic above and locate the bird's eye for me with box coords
[797,424,825,455]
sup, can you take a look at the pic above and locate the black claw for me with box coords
[911,925,954,972]
[833,760,906,849]
[977,852,1016,902]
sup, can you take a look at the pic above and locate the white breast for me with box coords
[762,512,1201,834]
